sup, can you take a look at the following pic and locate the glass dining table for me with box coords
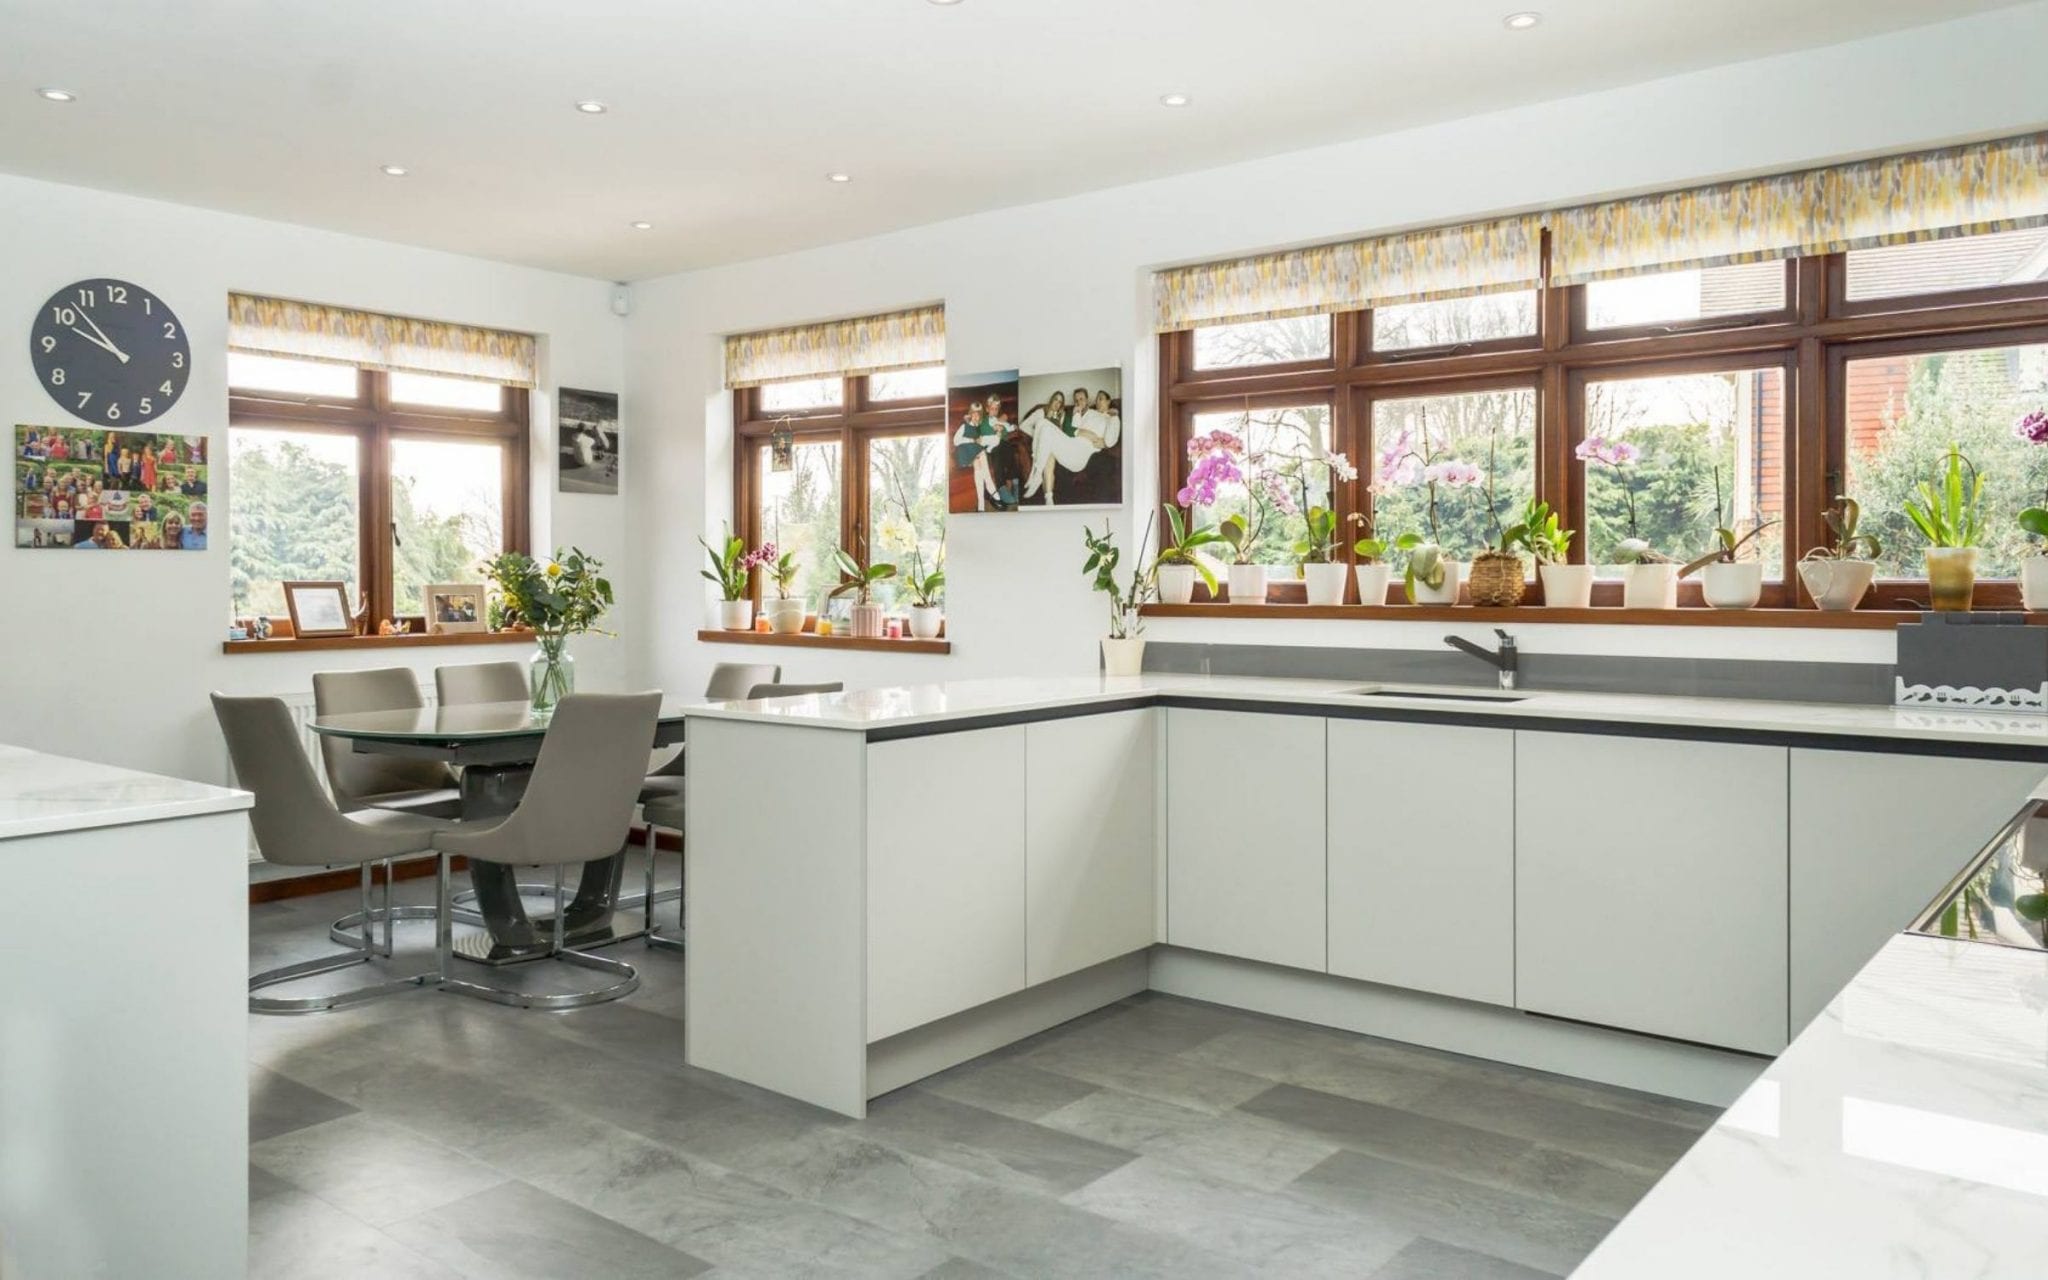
[309,698,691,964]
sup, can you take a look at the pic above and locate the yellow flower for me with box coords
[545,561,564,578]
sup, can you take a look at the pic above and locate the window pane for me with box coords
[1191,316,1331,370]
[1186,404,1332,564]
[1843,341,2048,579]
[865,433,946,609]
[390,437,504,617]
[229,427,357,619]
[1846,227,2048,301]
[1584,261,1788,329]
[389,371,503,412]
[1370,388,1536,562]
[1372,290,1536,352]
[755,438,842,615]
[226,352,358,398]
[757,377,842,413]
[1581,369,1787,578]
[868,366,945,401]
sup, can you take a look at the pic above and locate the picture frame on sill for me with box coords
[282,580,355,639]
[424,582,487,634]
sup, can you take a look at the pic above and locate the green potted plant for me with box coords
[1155,504,1225,604]
[1081,517,1155,675]
[902,547,946,639]
[699,524,766,630]
[1294,504,1346,605]
[1518,499,1588,607]
[1799,496,1882,611]
[480,547,614,713]
[1346,512,1412,607]
[829,538,896,638]
[1577,434,1678,608]
[1902,442,1983,612]
[761,546,806,634]
[2016,410,2048,609]
[1678,471,1778,610]
[1465,436,1528,607]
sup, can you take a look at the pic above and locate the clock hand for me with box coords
[74,310,131,363]
[70,326,132,363]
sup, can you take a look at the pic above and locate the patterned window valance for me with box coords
[1151,132,2048,332]
[1151,216,1543,334]
[227,293,537,388]
[724,304,945,389]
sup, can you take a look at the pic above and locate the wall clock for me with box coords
[29,278,191,425]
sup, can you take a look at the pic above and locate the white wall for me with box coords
[0,173,628,781]
[625,2,2048,698]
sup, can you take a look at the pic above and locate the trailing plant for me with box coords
[1901,442,1983,549]
[1082,515,1156,639]
[828,534,896,606]
[698,524,769,602]
[1155,504,1226,594]
[1805,495,1883,563]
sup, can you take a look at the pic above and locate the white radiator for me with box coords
[231,683,438,862]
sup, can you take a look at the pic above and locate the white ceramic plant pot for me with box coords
[718,599,755,631]
[1354,562,1392,606]
[1302,562,1347,607]
[763,596,807,634]
[1101,636,1146,677]
[1538,563,1594,608]
[1700,561,1763,610]
[1226,563,1267,604]
[909,605,944,639]
[1157,563,1197,605]
[1797,559,1876,612]
[1622,562,1679,609]
[2023,557,2048,611]
[850,602,884,639]
[1410,556,1467,606]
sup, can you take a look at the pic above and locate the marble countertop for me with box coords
[683,673,2048,751]
[0,744,251,841]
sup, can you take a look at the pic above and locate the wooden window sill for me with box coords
[1138,603,2037,630]
[696,628,951,655]
[222,630,537,655]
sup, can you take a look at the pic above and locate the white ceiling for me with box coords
[0,0,2022,282]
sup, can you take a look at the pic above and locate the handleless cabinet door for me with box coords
[1515,731,1789,1055]
[1025,709,1159,986]
[867,726,1027,1042]
[1327,719,1515,1006]
[1165,708,1327,971]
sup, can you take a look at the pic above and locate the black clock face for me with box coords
[29,278,191,426]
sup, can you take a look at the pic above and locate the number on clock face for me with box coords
[28,278,191,425]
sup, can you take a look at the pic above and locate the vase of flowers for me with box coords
[700,525,769,630]
[830,538,896,638]
[1904,443,1983,613]
[1083,517,1154,676]
[2017,411,2048,610]
[1155,504,1225,604]
[1799,496,1881,611]
[481,548,614,714]
[762,548,808,633]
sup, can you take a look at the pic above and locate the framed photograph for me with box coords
[558,387,620,495]
[282,580,355,638]
[424,582,487,634]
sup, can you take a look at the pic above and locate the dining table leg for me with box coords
[455,763,628,965]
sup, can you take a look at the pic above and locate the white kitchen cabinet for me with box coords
[1166,708,1327,971]
[1025,709,1159,985]
[1515,731,1789,1055]
[1790,749,2042,1031]
[1327,720,1515,1006]
[867,726,1027,1041]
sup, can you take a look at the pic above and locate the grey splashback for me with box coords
[1143,641,1893,705]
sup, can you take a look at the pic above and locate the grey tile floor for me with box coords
[248,859,1719,1278]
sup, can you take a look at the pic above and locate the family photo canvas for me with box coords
[946,366,1122,513]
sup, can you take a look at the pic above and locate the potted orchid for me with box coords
[762,546,807,634]
[1185,427,1292,604]
[2017,410,2048,610]
[700,525,771,630]
[1677,470,1776,610]
[1281,449,1358,606]
[902,546,947,639]
[1577,434,1677,608]
[1466,435,1529,607]
[1155,504,1225,604]
[1518,499,1589,607]
[1082,517,1156,676]
[1902,442,1983,612]
[1378,425,1480,604]
[1347,511,1414,607]
[829,536,896,638]
[1799,496,1882,611]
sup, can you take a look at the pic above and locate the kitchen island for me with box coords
[680,675,2048,1120]
[0,745,252,1280]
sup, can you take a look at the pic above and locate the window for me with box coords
[1372,291,1537,352]
[1584,261,1789,331]
[1371,387,1536,560]
[734,371,945,617]
[228,355,527,626]
[1845,227,2048,302]
[1191,316,1331,370]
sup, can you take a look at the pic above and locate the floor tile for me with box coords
[1039,1087,1340,1192]
[1369,1236,1562,1280]
[914,1056,1102,1122]
[859,1088,1136,1196]
[1023,1035,1274,1115]
[1237,1083,1536,1184]
[1405,1075,1706,1172]
[250,1063,358,1142]
[251,1112,509,1226]
[385,1178,712,1280]
[249,1188,464,1280]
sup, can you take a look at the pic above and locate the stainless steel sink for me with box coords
[1339,686,1530,704]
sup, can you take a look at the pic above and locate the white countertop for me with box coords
[0,744,251,841]
[685,673,2048,751]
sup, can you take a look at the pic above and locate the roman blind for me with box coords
[227,293,537,388]
[1150,132,2048,332]
[723,304,946,388]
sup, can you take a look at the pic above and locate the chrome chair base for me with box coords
[434,855,640,1010]
[253,861,438,1015]
[642,822,685,953]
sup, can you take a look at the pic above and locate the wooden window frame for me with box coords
[227,366,530,630]
[733,369,946,607]
[1159,244,2048,615]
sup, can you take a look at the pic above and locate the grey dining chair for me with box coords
[432,691,662,1009]
[435,660,530,707]
[311,668,461,818]
[215,693,447,1014]
[747,681,845,699]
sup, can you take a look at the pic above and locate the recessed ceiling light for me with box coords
[826,172,852,183]
[575,99,609,114]
[1159,93,1192,108]
[36,87,76,103]
[380,164,409,177]
[629,220,653,230]
[1503,11,1541,29]
[927,0,964,6]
